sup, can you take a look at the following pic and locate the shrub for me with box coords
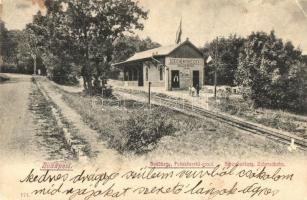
[0,74,10,82]
[214,96,251,116]
[0,64,17,73]
[102,86,113,98]
[119,107,176,154]
[50,65,79,86]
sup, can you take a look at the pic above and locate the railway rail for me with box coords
[115,87,307,151]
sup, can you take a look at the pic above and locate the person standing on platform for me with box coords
[196,84,200,97]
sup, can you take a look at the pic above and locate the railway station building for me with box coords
[113,38,205,91]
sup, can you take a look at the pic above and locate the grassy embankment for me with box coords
[44,81,300,158]
[211,96,307,139]
[107,87,307,140]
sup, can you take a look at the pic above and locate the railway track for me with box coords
[116,88,307,151]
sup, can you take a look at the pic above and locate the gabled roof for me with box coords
[113,39,203,66]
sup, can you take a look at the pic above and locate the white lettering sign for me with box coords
[166,57,204,67]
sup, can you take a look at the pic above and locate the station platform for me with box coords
[108,80,215,111]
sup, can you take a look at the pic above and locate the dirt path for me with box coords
[0,74,80,163]
[0,74,44,162]
[38,78,124,166]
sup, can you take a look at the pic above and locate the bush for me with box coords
[0,64,17,73]
[119,107,176,154]
[102,86,113,98]
[214,97,251,115]
[51,66,79,86]
[0,74,10,82]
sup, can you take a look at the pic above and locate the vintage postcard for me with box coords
[0,0,307,199]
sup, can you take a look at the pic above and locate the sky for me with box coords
[1,0,307,53]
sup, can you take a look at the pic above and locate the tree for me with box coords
[235,31,307,111]
[112,35,160,63]
[202,35,245,86]
[59,0,148,94]
[110,35,160,78]
[5,30,22,66]
[0,21,9,67]
[26,5,78,83]
[16,28,41,75]
[0,22,31,73]
[0,21,7,51]
[287,61,307,111]
[0,27,22,66]
[25,0,148,90]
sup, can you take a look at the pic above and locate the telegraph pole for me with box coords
[148,81,151,109]
[214,37,218,99]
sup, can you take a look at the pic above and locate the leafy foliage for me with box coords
[110,35,160,78]
[0,21,9,62]
[0,21,42,74]
[235,31,307,111]
[202,35,245,86]
[112,35,160,63]
[119,107,176,154]
[22,0,148,89]
[61,0,148,94]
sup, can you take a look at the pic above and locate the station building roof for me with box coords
[113,39,203,66]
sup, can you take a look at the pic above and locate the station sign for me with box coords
[165,57,204,68]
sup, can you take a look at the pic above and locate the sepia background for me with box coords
[0,0,307,199]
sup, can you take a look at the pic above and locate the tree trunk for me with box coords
[81,63,93,95]
[82,75,87,91]
[82,73,92,95]
[32,55,37,75]
[87,78,93,95]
